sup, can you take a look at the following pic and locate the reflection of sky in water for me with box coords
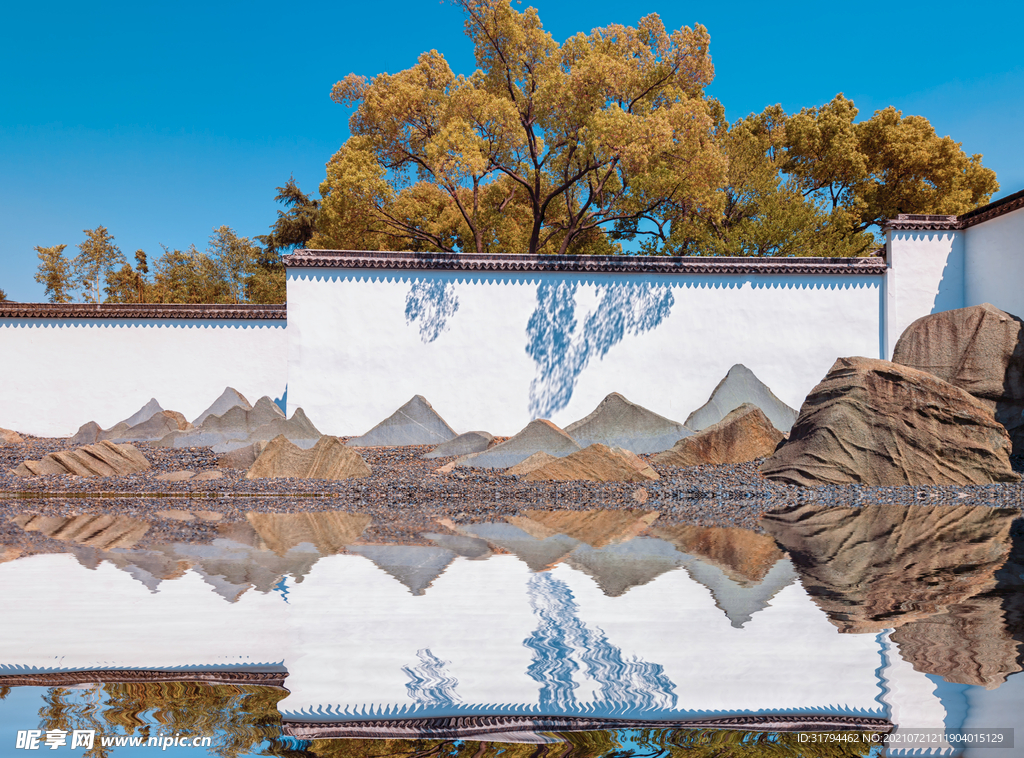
[0,507,1021,757]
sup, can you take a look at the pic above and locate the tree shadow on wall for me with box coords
[526,280,675,418]
[405,280,460,344]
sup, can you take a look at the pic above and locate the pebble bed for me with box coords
[1,437,1023,550]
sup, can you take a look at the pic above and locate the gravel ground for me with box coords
[1,437,1023,549]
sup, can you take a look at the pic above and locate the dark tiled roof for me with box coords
[886,187,1024,231]
[958,187,1024,227]
[0,303,286,319]
[283,250,888,276]
[886,214,960,231]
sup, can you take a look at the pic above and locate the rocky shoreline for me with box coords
[2,436,1023,549]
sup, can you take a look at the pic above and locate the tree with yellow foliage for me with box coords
[315,0,727,256]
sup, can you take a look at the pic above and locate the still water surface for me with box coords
[0,504,1021,756]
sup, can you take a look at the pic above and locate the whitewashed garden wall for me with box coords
[285,253,886,437]
[0,304,288,437]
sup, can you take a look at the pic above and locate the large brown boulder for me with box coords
[246,435,371,481]
[761,357,1019,486]
[893,303,1024,453]
[654,404,783,467]
[12,441,151,477]
[520,443,659,482]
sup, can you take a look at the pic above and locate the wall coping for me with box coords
[885,187,1024,231]
[0,303,286,320]
[284,250,888,276]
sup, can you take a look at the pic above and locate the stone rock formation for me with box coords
[246,435,371,481]
[114,410,193,442]
[12,514,150,549]
[70,421,105,445]
[157,396,320,453]
[892,303,1024,453]
[519,443,660,482]
[70,398,177,445]
[652,524,784,585]
[12,440,151,477]
[506,451,558,476]
[192,387,253,426]
[422,431,495,459]
[0,427,23,444]
[458,419,581,469]
[121,398,164,428]
[347,395,457,447]
[685,364,798,433]
[216,441,269,469]
[761,357,1020,486]
[70,397,197,445]
[654,404,783,467]
[564,393,691,453]
[231,407,320,453]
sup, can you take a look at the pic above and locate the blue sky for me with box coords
[2,0,1022,302]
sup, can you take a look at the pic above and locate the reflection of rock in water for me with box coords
[347,545,456,596]
[70,539,321,602]
[890,517,1024,689]
[653,524,783,586]
[12,514,150,549]
[460,522,579,572]
[239,511,372,556]
[685,558,797,629]
[509,509,659,549]
[763,503,1023,687]
[889,596,1020,689]
[563,538,684,597]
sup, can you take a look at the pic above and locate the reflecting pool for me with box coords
[0,504,1021,756]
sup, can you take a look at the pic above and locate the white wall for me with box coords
[287,268,883,437]
[885,230,965,358]
[0,318,288,437]
[965,206,1024,319]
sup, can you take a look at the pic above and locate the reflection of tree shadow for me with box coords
[403,648,461,707]
[526,281,675,418]
[406,280,460,344]
[524,572,677,713]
